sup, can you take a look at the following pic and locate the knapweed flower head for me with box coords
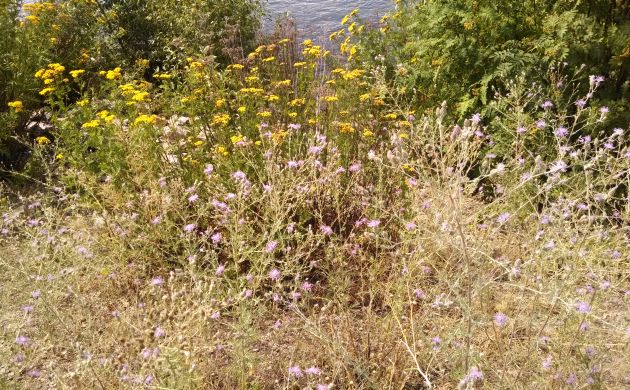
[215,264,225,276]
[150,276,164,286]
[265,240,278,253]
[493,312,508,327]
[460,366,484,386]
[153,326,165,338]
[269,268,281,281]
[183,223,197,233]
[575,301,591,314]
[288,365,303,378]
[320,225,333,235]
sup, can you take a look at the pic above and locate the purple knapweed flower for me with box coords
[154,326,166,338]
[366,219,381,228]
[470,113,481,124]
[265,240,278,253]
[554,127,568,137]
[183,223,197,233]
[541,100,553,109]
[493,312,508,327]
[496,212,510,224]
[301,281,313,292]
[22,305,34,313]
[188,193,199,203]
[31,290,41,299]
[269,268,281,281]
[151,216,162,225]
[305,366,322,376]
[204,164,213,175]
[210,311,220,320]
[535,119,547,129]
[150,277,164,286]
[348,162,362,172]
[288,365,303,378]
[215,264,225,277]
[575,301,591,314]
[320,225,333,235]
[517,126,527,134]
[566,372,578,386]
[575,99,587,108]
[413,289,425,299]
[211,232,222,244]
[16,335,29,346]
[243,289,253,298]
[542,354,552,370]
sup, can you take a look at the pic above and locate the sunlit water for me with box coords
[263,0,392,36]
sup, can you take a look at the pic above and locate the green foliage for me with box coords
[352,0,629,120]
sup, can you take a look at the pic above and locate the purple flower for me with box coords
[575,301,591,314]
[210,311,220,320]
[541,100,553,109]
[243,289,253,298]
[535,119,547,129]
[151,216,162,225]
[366,219,381,228]
[288,123,302,131]
[496,212,510,224]
[348,162,362,172]
[211,232,222,244]
[405,222,416,230]
[188,193,199,203]
[154,326,166,338]
[517,126,527,134]
[308,146,322,155]
[269,268,281,281]
[215,264,225,277]
[599,106,609,114]
[470,113,481,124]
[287,160,299,169]
[413,289,425,299]
[575,99,586,108]
[554,127,568,137]
[566,372,577,386]
[288,365,303,378]
[316,385,330,390]
[265,240,278,253]
[320,225,333,235]
[183,223,197,233]
[150,276,164,286]
[232,171,247,181]
[204,164,214,175]
[301,281,313,292]
[16,335,29,346]
[22,305,34,313]
[493,312,508,327]
[305,366,322,376]
[31,290,41,299]
[542,354,552,370]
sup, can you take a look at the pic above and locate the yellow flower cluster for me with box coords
[288,98,305,107]
[82,119,100,129]
[339,122,355,133]
[23,2,56,14]
[8,101,23,112]
[134,114,158,126]
[35,136,51,145]
[97,110,116,124]
[212,113,231,126]
[70,70,85,78]
[240,87,264,95]
[35,63,65,84]
[154,72,171,80]
[100,67,122,80]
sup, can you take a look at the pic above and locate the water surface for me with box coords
[264,0,392,36]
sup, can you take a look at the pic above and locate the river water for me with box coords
[264,0,392,36]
